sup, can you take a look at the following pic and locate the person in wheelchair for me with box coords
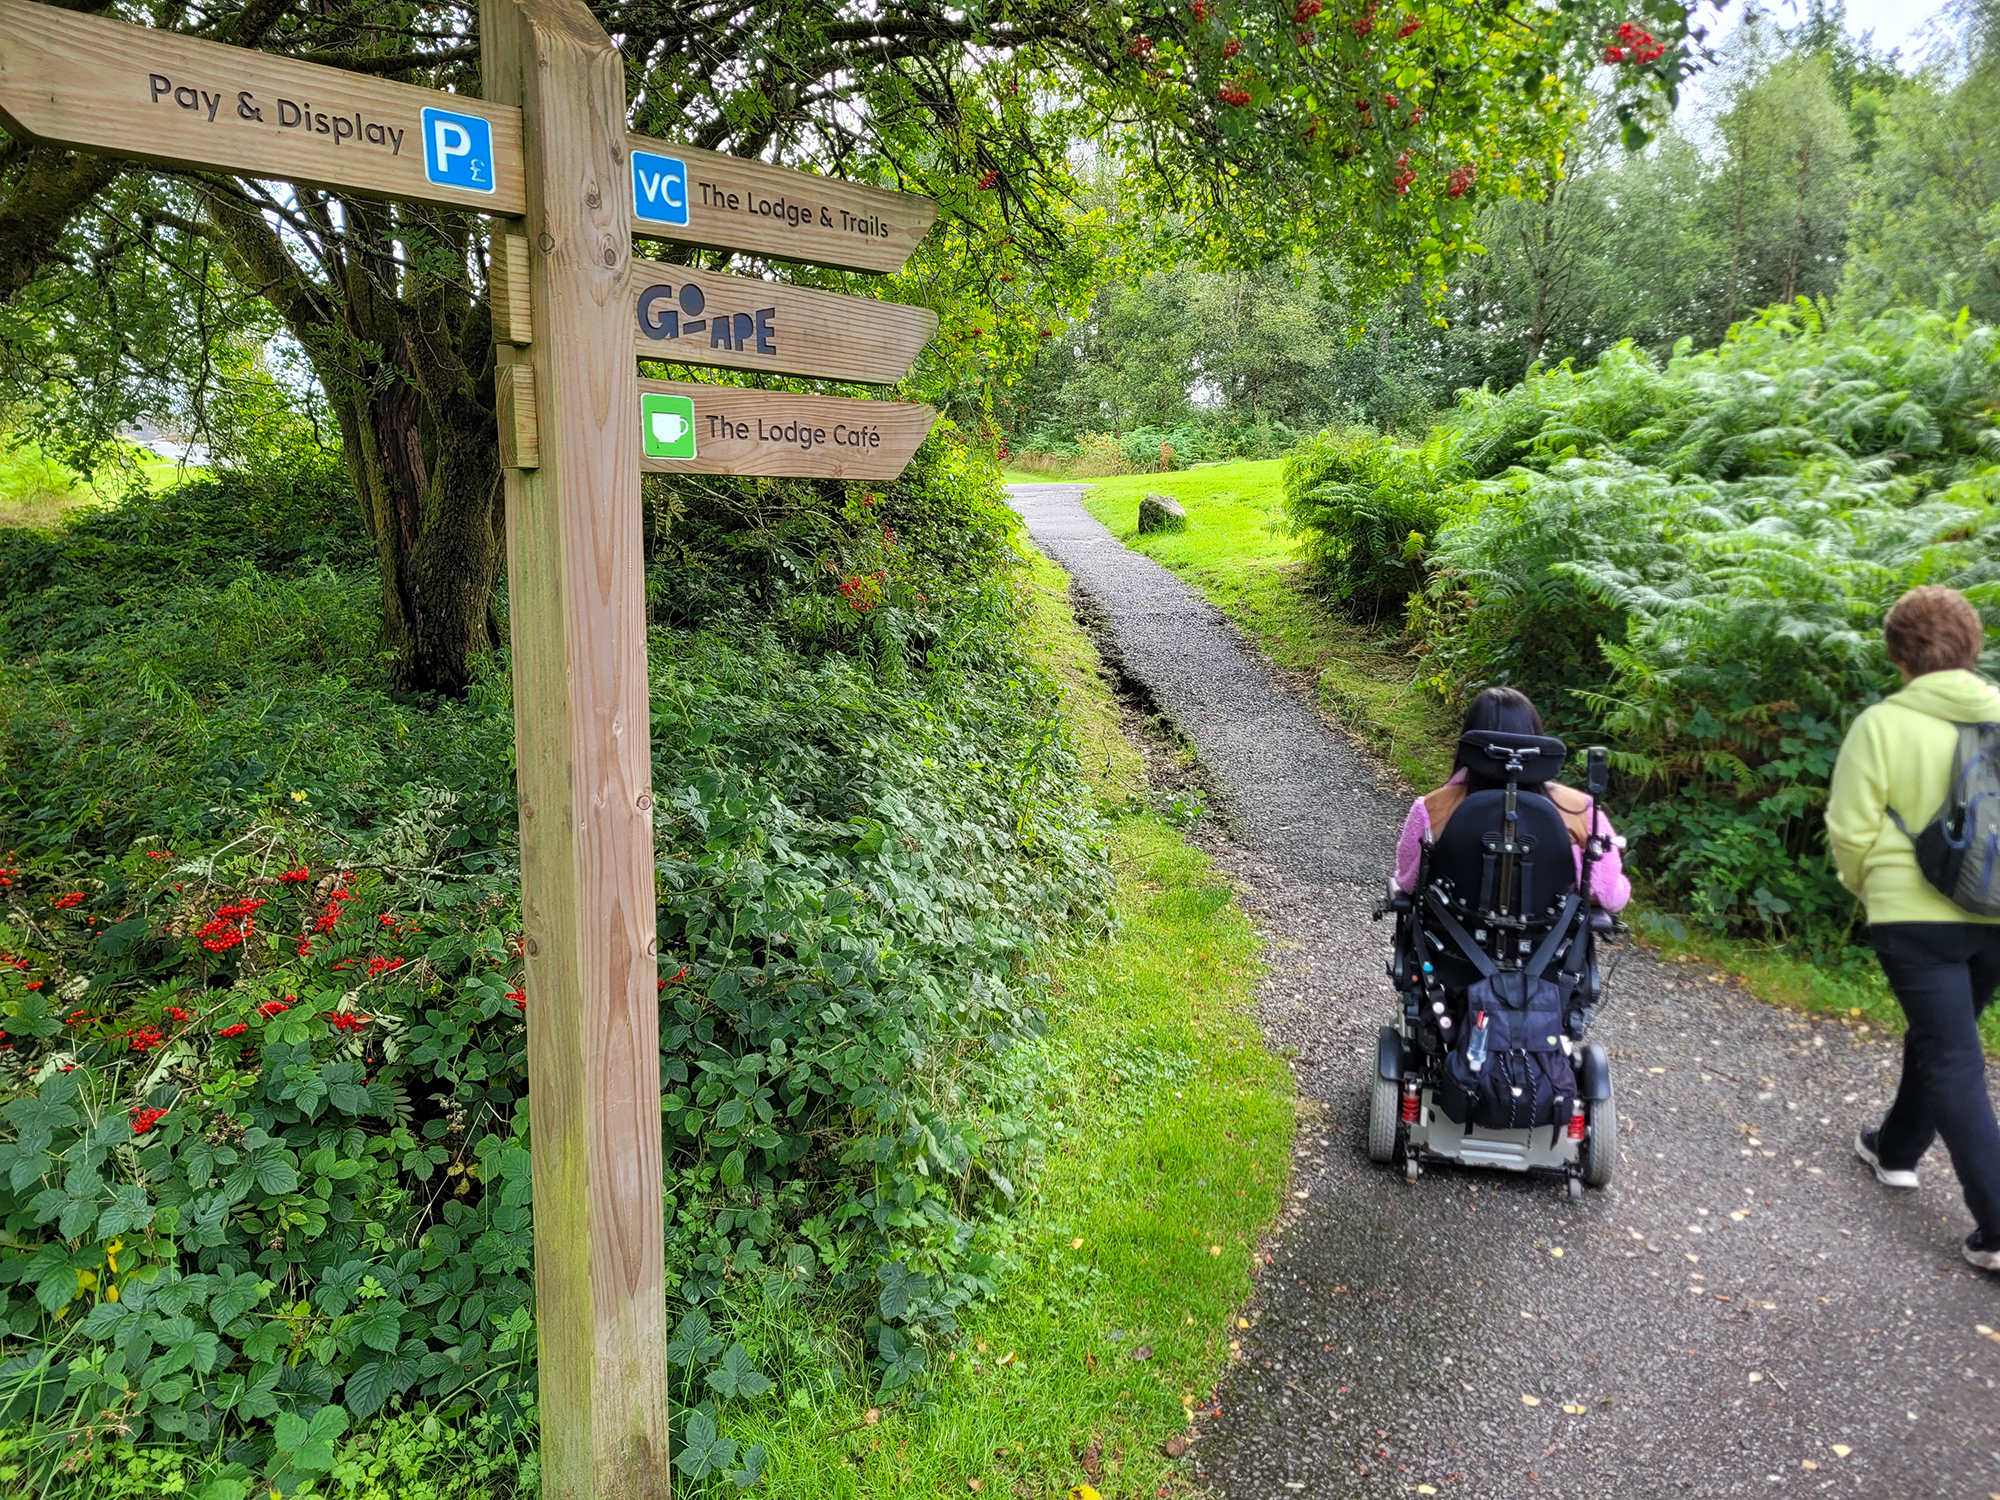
[1369,687,1629,1193]
[1393,687,1630,913]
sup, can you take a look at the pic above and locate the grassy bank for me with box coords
[736,543,1292,1496]
[0,441,199,527]
[1070,461,1962,1047]
[1078,464,1455,789]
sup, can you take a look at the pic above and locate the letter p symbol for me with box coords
[422,108,496,194]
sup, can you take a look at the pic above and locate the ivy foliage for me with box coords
[0,438,1109,1492]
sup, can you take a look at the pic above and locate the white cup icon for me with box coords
[651,410,688,446]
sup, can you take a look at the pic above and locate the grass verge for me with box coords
[1077,464,1453,789]
[735,543,1293,1497]
[1066,461,1985,1048]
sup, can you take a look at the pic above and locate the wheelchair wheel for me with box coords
[1367,1069,1400,1164]
[1581,1092,1617,1189]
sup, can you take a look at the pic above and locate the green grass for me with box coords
[1071,460,1977,1049]
[1077,463,1456,789]
[739,544,1293,1498]
[0,441,205,528]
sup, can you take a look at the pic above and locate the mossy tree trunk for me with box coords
[204,190,505,695]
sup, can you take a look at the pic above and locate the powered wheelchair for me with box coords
[1367,731,1618,1198]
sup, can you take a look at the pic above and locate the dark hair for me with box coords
[1454,686,1547,792]
[1884,585,1983,678]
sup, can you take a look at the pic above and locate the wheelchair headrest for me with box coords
[1455,730,1568,786]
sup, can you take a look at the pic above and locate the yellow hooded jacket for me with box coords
[1825,668,2000,925]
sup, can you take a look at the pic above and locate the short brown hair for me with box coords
[1884,585,1984,677]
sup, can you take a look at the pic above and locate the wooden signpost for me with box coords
[636,379,935,480]
[0,1,940,1494]
[0,0,528,214]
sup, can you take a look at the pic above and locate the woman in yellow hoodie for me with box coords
[1826,585,2000,1273]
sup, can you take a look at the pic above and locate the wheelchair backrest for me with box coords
[1422,776,1580,991]
[1430,788,1578,917]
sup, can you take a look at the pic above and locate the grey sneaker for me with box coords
[1966,1229,2000,1272]
[1855,1129,1920,1190]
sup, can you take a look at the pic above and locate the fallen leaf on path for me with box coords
[864,1408,881,1425]
[1072,1237,1085,1249]
[1293,1189,1308,1198]
[1238,1317,1249,1328]
[1417,1488,1438,1495]
[999,1351,1017,1367]
[1521,1394,1541,1406]
[1831,1445,1851,1458]
[1977,1325,2000,1345]
[1161,1435,1191,1459]
[1800,1461,1817,1471]
[1561,1404,1587,1415]
[1748,1372,1764,1383]
[1550,1247,1564,1257]
[1210,1245,1222,1256]
[968,1481,983,1493]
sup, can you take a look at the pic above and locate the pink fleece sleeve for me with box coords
[1393,797,1429,893]
[1577,799,1631,912]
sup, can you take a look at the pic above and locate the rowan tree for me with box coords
[0,0,1696,692]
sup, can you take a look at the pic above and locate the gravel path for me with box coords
[1009,482,2000,1500]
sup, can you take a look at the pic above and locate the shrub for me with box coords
[1407,303,2000,944]
[0,437,1112,1492]
[1283,426,1463,619]
[1066,433,1131,477]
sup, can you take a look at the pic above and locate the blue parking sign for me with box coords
[632,150,689,227]
[423,107,495,194]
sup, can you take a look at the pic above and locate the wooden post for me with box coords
[481,2,670,1496]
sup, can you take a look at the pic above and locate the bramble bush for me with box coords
[1290,302,2000,947]
[0,434,1110,1494]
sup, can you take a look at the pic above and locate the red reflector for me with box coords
[1567,1102,1586,1140]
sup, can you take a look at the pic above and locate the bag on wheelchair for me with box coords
[1434,972,1578,1131]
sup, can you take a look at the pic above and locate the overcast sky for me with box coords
[1671,0,1959,130]
[1690,0,1956,70]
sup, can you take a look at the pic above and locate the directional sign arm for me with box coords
[0,0,526,214]
[627,136,935,275]
[631,260,935,385]
[637,379,935,481]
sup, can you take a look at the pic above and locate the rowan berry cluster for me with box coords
[198,897,266,952]
[1605,22,1666,64]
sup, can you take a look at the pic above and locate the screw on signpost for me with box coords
[482,1,670,1495]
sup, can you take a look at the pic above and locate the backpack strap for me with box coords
[1889,721,1982,845]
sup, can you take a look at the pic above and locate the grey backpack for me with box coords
[1889,721,2000,916]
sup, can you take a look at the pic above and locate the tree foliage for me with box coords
[0,0,1692,690]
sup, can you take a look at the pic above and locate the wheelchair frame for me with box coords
[1366,740,1620,1199]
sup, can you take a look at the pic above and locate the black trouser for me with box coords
[1868,923,2000,1235]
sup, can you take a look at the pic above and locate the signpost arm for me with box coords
[481,2,670,1496]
